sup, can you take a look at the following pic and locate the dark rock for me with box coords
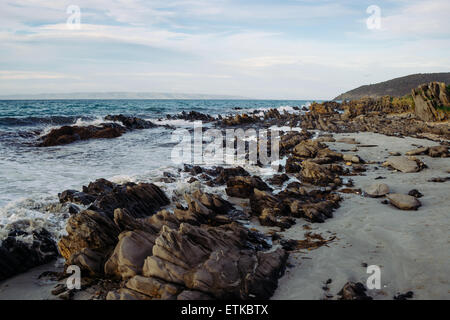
[337,282,372,300]
[38,123,126,147]
[226,176,272,198]
[0,223,58,281]
[408,189,423,198]
[104,114,156,129]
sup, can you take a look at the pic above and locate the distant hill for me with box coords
[0,92,248,100]
[334,73,450,101]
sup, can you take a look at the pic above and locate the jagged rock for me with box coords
[266,174,290,186]
[387,194,422,210]
[299,161,342,186]
[59,179,170,219]
[338,282,372,300]
[89,181,170,219]
[38,123,126,147]
[249,189,293,228]
[67,248,104,276]
[365,183,390,198]
[58,209,120,261]
[104,114,156,129]
[226,176,272,198]
[168,110,215,122]
[104,230,157,280]
[58,189,96,205]
[142,222,287,299]
[383,157,420,173]
[0,224,58,281]
[412,82,449,122]
[293,140,342,162]
[428,145,449,157]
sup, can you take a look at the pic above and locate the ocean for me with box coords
[0,99,311,238]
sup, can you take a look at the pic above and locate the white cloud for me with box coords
[0,70,78,80]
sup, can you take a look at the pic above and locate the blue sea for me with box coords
[0,99,311,235]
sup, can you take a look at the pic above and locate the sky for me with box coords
[0,0,449,99]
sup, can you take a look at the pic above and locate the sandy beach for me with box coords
[274,132,449,300]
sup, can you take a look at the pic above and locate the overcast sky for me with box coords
[1,0,449,99]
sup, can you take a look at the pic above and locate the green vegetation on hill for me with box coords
[334,73,450,101]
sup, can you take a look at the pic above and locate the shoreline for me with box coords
[0,99,449,300]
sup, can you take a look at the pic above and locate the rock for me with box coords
[38,123,126,147]
[58,209,120,261]
[293,140,342,161]
[336,138,359,144]
[337,282,372,300]
[394,291,414,300]
[141,222,288,299]
[58,190,96,205]
[266,174,290,186]
[168,110,215,122]
[89,181,170,219]
[387,194,422,210]
[104,230,157,280]
[250,189,292,228]
[68,248,105,276]
[104,114,156,129]
[428,145,449,158]
[412,82,449,122]
[408,189,423,198]
[383,157,420,173]
[226,176,272,198]
[106,288,151,300]
[0,224,58,281]
[125,275,181,300]
[177,290,213,300]
[405,147,429,156]
[343,154,362,163]
[365,183,389,198]
[299,160,342,186]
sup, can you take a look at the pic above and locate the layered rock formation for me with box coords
[412,82,450,122]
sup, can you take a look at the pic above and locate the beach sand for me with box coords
[273,132,449,300]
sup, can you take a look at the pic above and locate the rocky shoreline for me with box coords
[0,82,449,300]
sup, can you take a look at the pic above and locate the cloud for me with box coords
[0,70,78,80]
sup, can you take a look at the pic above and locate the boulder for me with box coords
[365,183,390,198]
[387,194,422,210]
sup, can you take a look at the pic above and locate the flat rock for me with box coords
[387,194,422,210]
[383,157,419,173]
